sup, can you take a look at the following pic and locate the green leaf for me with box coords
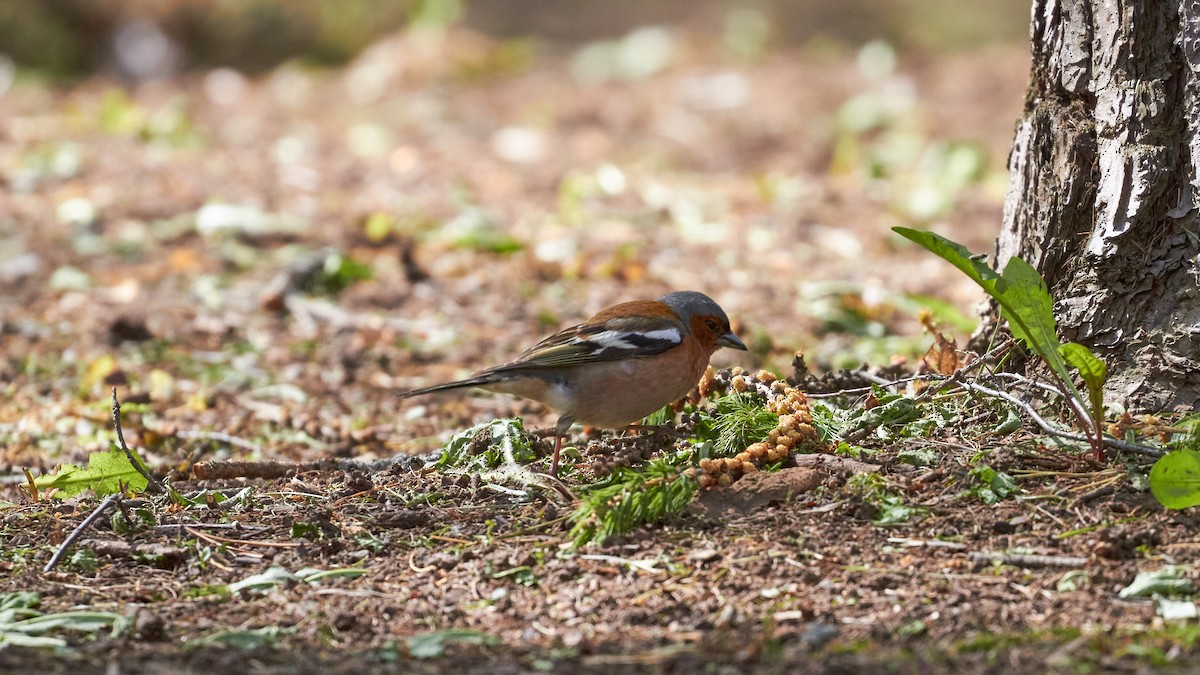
[568,460,697,547]
[992,406,1023,434]
[407,629,498,659]
[1118,566,1194,598]
[874,494,923,526]
[1060,342,1107,428]
[295,568,369,584]
[1059,342,1107,389]
[0,633,67,649]
[432,418,535,472]
[1,605,130,649]
[847,397,920,439]
[32,446,148,498]
[490,566,539,587]
[6,612,129,636]
[310,253,372,297]
[0,592,40,613]
[893,227,1086,409]
[186,626,291,650]
[227,567,293,594]
[896,447,937,467]
[966,465,1019,505]
[1168,415,1200,453]
[1149,450,1200,509]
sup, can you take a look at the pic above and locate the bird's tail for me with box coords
[396,375,501,399]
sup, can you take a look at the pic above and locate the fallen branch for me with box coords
[956,380,1163,458]
[969,551,1088,569]
[44,495,120,573]
[191,454,430,480]
[887,537,968,550]
[76,539,188,567]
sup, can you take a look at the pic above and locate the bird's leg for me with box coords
[550,414,574,477]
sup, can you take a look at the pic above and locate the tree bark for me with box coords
[997,0,1200,411]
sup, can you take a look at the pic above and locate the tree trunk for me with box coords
[997,0,1200,411]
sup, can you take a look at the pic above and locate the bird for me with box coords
[399,290,747,476]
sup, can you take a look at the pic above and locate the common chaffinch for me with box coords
[400,290,747,476]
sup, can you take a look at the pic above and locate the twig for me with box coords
[987,372,1066,398]
[112,388,166,494]
[1072,484,1116,507]
[955,380,1163,457]
[183,526,301,549]
[76,539,188,566]
[886,537,968,550]
[806,340,1014,400]
[857,371,901,387]
[969,551,1088,569]
[43,495,120,573]
[190,454,430,480]
[153,522,255,531]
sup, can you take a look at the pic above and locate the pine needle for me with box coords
[704,393,779,456]
[568,460,697,547]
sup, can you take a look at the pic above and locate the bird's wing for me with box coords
[488,315,685,372]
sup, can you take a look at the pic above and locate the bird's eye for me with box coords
[705,318,720,332]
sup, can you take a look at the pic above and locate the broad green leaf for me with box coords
[893,227,1085,407]
[0,633,67,648]
[896,447,938,467]
[186,626,291,650]
[227,567,293,594]
[967,465,1019,504]
[0,592,40,613]
[432,418,534,472]
[1118,566,1194,598]
[1149,450,1200,509]
[1060,342,1107,385]
[6,611,129,636]
[32,446,148,498]
[874,494,923,526]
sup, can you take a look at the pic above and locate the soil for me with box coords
[2,28,1198,674]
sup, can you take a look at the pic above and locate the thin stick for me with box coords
[190,453,429,480]
[805,340,1012,400]
[988,372,1067,397]
[969,551,1088,569]
[957,381,1162,457]
[805,376,924,398]
[112,388,166,494]
[43,495,119,573]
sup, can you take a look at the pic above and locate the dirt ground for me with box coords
[2,27,1198,674]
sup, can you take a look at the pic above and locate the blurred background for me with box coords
[2,0,1028,78]
[0,0,1034,461]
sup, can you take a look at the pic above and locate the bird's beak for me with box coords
[717,331,748,351]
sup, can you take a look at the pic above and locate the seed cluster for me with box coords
[695,368,827,490]
[586,434,665,477]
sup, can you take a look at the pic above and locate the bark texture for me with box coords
[998,0,1200,410]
